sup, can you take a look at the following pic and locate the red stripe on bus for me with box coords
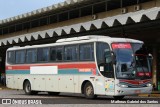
[6,63,96,70]
[120,79,151,85]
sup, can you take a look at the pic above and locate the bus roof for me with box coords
[7,35,143,51]
[56,35,110,43]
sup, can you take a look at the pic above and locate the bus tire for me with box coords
[24,81,37,95]
[48,92,60,96]
[113,96,125,100]
[84,82,97,99]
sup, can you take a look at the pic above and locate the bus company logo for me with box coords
[78,68,91,72]
[2,99,11,104]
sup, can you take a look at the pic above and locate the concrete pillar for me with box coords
[156,0,160,7]
[152,45,157,90]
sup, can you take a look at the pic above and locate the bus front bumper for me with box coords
[114,86,152,96]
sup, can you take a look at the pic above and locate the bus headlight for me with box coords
[146,83,152,87]
[117,84,128,88]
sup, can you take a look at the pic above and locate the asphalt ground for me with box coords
[0,89,160,107]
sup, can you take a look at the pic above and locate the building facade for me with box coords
[0,0,160,90]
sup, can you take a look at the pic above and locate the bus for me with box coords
[6,35,153,99]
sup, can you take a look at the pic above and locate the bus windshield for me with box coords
[112,43,152,80]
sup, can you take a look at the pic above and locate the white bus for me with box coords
[6,35,153,99]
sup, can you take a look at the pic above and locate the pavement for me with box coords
[138,91,160,97]
[0,89,160,106]
[1,84,160,97]
[0,84,11,91]
[0,84,8,90]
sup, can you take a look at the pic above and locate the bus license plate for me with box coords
[135,90,141,94]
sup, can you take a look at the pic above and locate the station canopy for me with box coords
[0,4,160,46]
[0,0,85,25]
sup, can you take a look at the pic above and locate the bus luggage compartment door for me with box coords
[6,75,14,88]
[59,75,74,92]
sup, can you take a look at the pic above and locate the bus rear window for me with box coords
[7,51,15,64]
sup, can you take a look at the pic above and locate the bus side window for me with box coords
[26,49,36,63]
[7,51,15,64]
[64,45,78,61]
[80,44,94,61]
[56,47,63,61]
[37,48,49,62]
[15,50,25,64]
[50,47,56,61]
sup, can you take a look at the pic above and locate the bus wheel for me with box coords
[48,92,60,96]
[24,81,37,95]
[113,96,125,100]
[84,82,97,99]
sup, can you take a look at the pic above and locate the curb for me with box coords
[138,94,149,97]
[139,94,160,97]
[0,87,12,90]
[149,94,160,97]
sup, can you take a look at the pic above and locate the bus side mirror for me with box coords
[111,51,116,64]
